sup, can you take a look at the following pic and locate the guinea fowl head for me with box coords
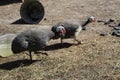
[82,16,96,30]
[88,16,96,22]
[55,24,66,38]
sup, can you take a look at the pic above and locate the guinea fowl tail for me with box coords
[11,38,28,54]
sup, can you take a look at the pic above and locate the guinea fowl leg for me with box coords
[74,38,81,44]
[60,37,63,44]
[29,51,32,61]
[74,34,82,44]
[74,26,82,44]
[74,36,82,44]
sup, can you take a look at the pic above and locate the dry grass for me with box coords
[0,34,120,80]
[0,0,120,80]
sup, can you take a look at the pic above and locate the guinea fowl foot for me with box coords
[41,52,48,56]
[74,39,82,45]
[78,41,82,44]
[34,51,48,56]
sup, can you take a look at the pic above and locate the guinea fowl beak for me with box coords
[93,18,97,22]
[93,18,96,22]
[59,29,66,37]
[59,30,63,36]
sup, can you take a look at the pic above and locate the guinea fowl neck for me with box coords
[82,19,91,27]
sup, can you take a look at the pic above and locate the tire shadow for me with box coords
[0,0,22,6]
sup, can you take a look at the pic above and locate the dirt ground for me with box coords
[0,0,120,80]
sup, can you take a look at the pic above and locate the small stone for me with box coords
[112,30,120,37]
[44,18,47,21]
[114,26,120,30]
[91,43,96,46]
[118,23,120,26]
[109,19,115,22]
[112,32,115,36]
[100,32,108,36]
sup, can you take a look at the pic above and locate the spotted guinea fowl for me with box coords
[51,16,96,44]
[11,28,56,61]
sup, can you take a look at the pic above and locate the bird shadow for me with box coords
[0,59,39,70]
[44,42,74,51]
[0,43,74,70]
[0,0,22,6]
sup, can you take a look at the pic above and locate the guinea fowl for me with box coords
[51,16,96,44]
[11,28,56,61]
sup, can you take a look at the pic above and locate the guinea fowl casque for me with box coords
[51,16,96,44]
[11,28,56,61]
